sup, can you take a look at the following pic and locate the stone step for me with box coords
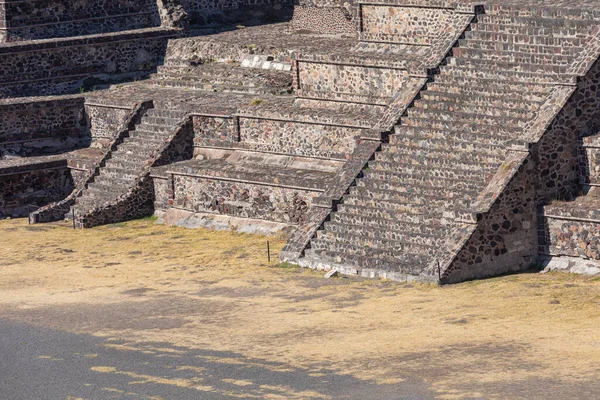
[355,180,479,204]
[439,65,574,84]
[482,5,600,21]
[424,83,549,103]
[430,74,553,97]
[346,185,460,209]
[127,129,171,142]
[388,133,509,157]
[374,145,503,171]
[337,203,450,225]
[133,123,173,133]
[400,115,522,138]
[343,189,447,211]
[406,107,528,129]
[448,56,569,75]
[356,170,486,197]
[452,46,577,67]
[91,174,135,189]
[322,221,449,247]
[307,247,430,274]
[457,38,586,56]
[151,77,291,95]
[145,108,188,119]
[104,157,150,170]
[316,230,439,256]
[87,179,131,193]
[155,64,292,86]
[143,116,182,126]
[476,14,598,28]
[463,29,588,47]
[470,22,591,38]
[367,159,496,183]
[97,166,140,181]
[112,142,158,159]
[412,98,535,120]
[331,210,452,236]
[309,239,433,265]
[392,125,529,149]
[82,186,125,201]
[123,135,168,148]
[420,90,542,111]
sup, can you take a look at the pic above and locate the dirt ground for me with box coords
[0,217,599,399]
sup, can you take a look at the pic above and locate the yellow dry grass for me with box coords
[1,217,599,399]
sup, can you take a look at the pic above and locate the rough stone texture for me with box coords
[289,5,355,35]
[360,5,455,45]
[181,0,293,27]
[0,28,180,98]
[0,0,161,42]
[0,158,74,217]
[0,95,87,157]
[169,175,318,223]
[86,103,136,146]
[8,0,600,284]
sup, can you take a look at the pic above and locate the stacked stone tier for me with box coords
[303,6,600,280]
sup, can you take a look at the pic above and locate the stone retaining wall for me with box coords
[167,174,318,224]
[359,4,455,45]
[0,96,87,157]
[0,160,74,217]
[0,0,160,42]
[0,28,179,98]
[238,117,362,159]
[85,103,136,147]
[544,215,600,260]
[180,0,293,27]
[297,61,410,104]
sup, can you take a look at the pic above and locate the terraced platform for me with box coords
[3,0,599,282]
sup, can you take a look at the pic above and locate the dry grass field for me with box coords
[0,217,599,399]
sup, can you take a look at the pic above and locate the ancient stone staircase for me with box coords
[70,107,188,222]
[301,8,600,281]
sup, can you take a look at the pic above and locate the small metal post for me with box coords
[437,261,442,283]
[72,209,76,230]
[267,241,271,263]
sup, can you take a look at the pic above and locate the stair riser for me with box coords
[448,57,568,75]
[464,31,587,47]
[458,39,585,56]
[332,212,448,236]
[316,232,437,255]
[374,151,502,171]
[452,47,575,66]
[420,92,541,111]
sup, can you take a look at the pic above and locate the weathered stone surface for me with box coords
[5,0,600,284]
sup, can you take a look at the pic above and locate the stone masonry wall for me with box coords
[0,29,177,98]
[443,155,539,283]
[289,5,355,35]
[0,0,160,42]
[238,117,361,159]
[545,216,600,260]
[192,115,236,148]
[0,164,74,217]
[359,5,455,45]
[297,61,410,104]
[0,96,87,157]
[535,59,600,202]
[85,104,135,147]
[171,175,317,224]
[180,0,293,26]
